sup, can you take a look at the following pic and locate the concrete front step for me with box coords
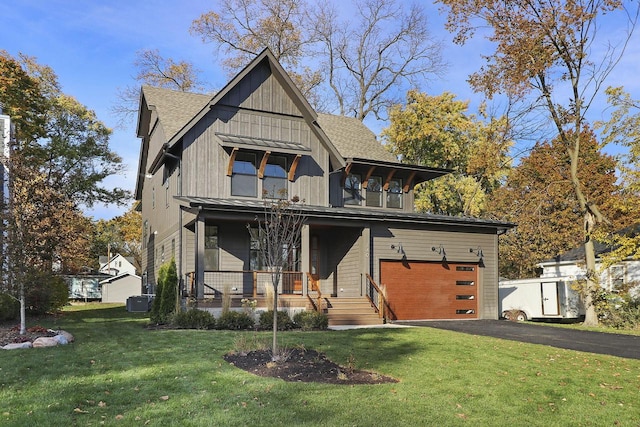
[325,297,384,326]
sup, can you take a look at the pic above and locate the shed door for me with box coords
[541,281,559,316]
[380,261,478,320]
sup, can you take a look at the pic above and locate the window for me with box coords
[344,174,362,205]
[386,178,403,209]
[366,176,383,207]
[263,156,287,199]
[249,227,300,271]
[231,152,257,197]
[204,225,218,270]
[249,227,263,270]
[609,265,625,291]
[143,220,148,249]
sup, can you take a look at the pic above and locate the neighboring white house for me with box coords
[537,240,640,294]
[99,254,137,276]
[100,273,142,303]
[499,240,640,320]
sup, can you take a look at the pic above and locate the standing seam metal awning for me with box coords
[216,132,312,155]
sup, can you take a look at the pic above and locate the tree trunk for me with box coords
[19,282,26,335]
[582,216,599,326]
[272,278,278,359]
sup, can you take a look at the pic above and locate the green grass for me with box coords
[2,304,640,426]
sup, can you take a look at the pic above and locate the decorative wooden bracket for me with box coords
[362,166,376,189]
[383,169,396,191]
[288,154,302,181]
[258,151,271,178]
[340,162,354,187]
[403,171,416,193]
[226,147,238,176]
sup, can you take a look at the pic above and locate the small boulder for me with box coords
[56,330,74,343]
[3,342,33,350]
[53,334,68,345]
[32,336,59,348]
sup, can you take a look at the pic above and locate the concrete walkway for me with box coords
[396,320,640,360]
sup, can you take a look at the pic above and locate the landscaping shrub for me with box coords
[0,293,19,321]
[216,310,255,330]
[25,274,68,314]
[258,310,295,331]
[151,260,177,324]
[293,310,329,330]
[583,282,640,329]
[159,259,178,320]
[171,309,216,329]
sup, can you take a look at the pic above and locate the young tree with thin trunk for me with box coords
[249,196,306,360]
[437,0,639,325]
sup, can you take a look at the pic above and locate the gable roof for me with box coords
[316,114,397,163]
[137,86,210,143]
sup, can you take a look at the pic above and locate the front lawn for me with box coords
[1,304,639,426]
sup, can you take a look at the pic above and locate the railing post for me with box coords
[253,271,257,298]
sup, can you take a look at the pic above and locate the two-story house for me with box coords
[135,49,514,324]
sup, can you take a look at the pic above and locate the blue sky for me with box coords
[2,1,639,220]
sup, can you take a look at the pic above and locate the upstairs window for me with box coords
[231,152,257,197]
[366,176,383,207]
[387,178,403,209]
[344,173,362,205]
[263,156,287,199]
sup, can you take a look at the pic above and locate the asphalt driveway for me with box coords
[396,320,640,360]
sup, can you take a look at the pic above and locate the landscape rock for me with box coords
[56,330,74,343]
[3,342,33,350]
[32,336,59,348]
[53,334,68,345]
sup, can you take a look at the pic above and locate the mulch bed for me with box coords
[0,323,57,346]
[224,348,398,385]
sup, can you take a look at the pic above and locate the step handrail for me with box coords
[306,272,323,312]
[365,274,391,320]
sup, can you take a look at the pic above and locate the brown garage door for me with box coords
[380,260,478,320]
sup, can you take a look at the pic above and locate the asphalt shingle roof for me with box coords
[141,86,211,142]
[141,86,398,164]
[316,113,398,163]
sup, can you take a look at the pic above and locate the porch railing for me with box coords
[185,270,303,299]
[365,273,391,320]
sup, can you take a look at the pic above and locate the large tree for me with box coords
[489,130,633,278]
[437,0,639,325]
[382,90,512,216]
[112,49,205,126]
[309,0,445,120]
[0,52,128,332]
[92,204,142,274]
[592,87,640,265]
[191,0,444,120]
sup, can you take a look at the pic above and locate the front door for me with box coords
[541,281,560,315]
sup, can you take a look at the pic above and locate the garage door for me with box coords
[380,260,478,320]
